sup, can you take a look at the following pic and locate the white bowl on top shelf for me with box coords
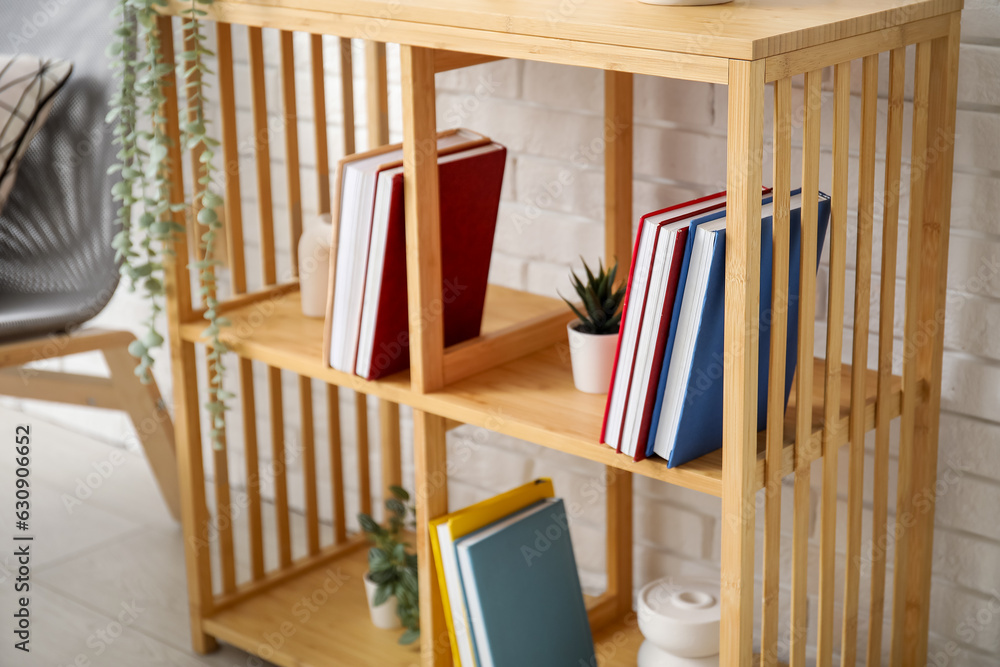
[638,0,732,5]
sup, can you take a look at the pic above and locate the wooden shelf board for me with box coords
[162,0,962,61]
[181,286,903,497]
[202,538,645,666]
[202,539,421,667]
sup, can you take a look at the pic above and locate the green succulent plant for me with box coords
[562,258,626,335]
[358,485,420,645]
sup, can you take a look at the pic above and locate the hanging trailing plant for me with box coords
[107,0,230,448]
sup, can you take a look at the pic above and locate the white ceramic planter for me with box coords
[363,573,402,630]
[567,321,618,394]
[637,578,721,658]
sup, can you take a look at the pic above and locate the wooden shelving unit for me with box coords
[156,1,963,665]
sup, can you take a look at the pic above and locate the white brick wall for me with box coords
[6,7,1000,663]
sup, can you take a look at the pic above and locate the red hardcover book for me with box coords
[599,216,648,448]
[358,144,507,380]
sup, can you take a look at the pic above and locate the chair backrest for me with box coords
[0,0,120,335]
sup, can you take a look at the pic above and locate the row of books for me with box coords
[601,189,832,467]
[430,479,596,667]
[322,129,506,379]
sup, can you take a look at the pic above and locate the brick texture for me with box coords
[6,17,1000,665]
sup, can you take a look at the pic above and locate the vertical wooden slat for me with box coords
[249,27,290,570]
[761,75,792,667]
[867,48,906,667]
[365,41,390,148]
[604,68,635,624]
[379,400,402,496]
[278,30,319,558]
[400,45,444,393]
[240,358,265,579]
[604,70,633,273]
[301,377,320,556]
[327,385,347,545]
[355,392,372,516]
[721,58,765,667]
[269,365,292,568]
[891,40,933,667]
[310,34,331,215]
[211,424,236,594]
[791,68,823,667]
[842,54,878,667]
[312,33,350,551]
[181,19,237,596]
[157,14,216,653]
[183,26,207,263]
[280,30,303,275]
[247,26,277,286]
[217,22,264,581]
[217,23,247,295]
[414,410,449,667]
[818,62,850,667]
[310,33,343,552]
[339,38,357,156]
[900,19,961,666]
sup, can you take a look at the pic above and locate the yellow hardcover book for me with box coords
[428,478,555,667]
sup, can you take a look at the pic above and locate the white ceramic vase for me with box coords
[298,213,333,318]
[566,321,618,394]
[363,573,402,630]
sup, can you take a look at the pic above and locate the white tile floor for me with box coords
[0,406,271,667]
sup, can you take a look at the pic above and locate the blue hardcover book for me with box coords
[646,190,831,465]
[455,498,595,667]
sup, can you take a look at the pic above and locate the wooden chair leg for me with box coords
[102,342,182,521]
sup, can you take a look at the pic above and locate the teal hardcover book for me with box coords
[455,498,595,667]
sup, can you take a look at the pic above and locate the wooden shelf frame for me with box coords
[154,1,963,665]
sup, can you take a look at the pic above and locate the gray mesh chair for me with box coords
[0,1,179,519]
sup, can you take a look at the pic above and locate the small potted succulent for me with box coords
[562,258,626,393]
[358,485,420,644]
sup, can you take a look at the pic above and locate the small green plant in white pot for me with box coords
[358,486,419,644]
[562,258,626,394]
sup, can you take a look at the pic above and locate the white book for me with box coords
[620,221,683,457]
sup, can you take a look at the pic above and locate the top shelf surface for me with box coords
[168,0,961,61]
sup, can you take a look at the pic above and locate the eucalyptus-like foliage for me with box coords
[108,0,179,380]
[358,486,420,644]
[562,257,626,335]
[108,0,229,449]
[180,0,231,447]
